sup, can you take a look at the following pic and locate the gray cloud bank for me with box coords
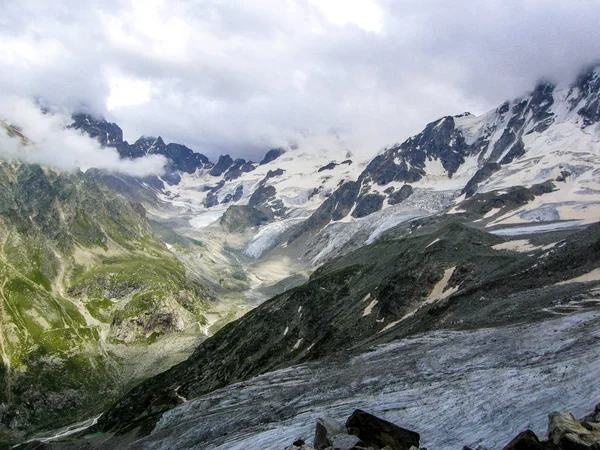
[0,96,167,176]
[1,0,599,161]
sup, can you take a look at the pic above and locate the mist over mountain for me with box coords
[2,2,600,450]
[2,1,600,160]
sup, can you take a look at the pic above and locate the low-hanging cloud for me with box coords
[1,0,600,161]
[0,96,167,176]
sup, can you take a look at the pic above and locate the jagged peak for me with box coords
[135,135,165,144]
[72,111,106,122]
[573,62,600,84]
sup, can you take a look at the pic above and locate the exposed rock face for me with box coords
[388,185,413,205]
[494,404,600,450]
[219,205,272,232]
[287,181,360,241]
[265,168,285,180]
[570,66,600,127]
[462,163,502,198]
[458,181,555,216]
[249,183,276,207]
[318,162,338,172]
[362,115,469,186]
[70,114,210,174]
[260,148,286,165]
[499,138,526,165]
[223,158,256,181]
[232,184,244,202]
[345,409,420,450]
[71,113,124,147]
[352,193,384,218]
[209,154,234,176]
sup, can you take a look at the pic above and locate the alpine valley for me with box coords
[3,65,600,449]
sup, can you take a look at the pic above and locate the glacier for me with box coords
[126,309,600,450]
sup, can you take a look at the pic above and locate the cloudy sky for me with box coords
[1,0,599,162]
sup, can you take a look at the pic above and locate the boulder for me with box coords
[583,404,600,424]
[548,411,600,449]
[345,409,419,450]
[501,430,544,450]
[315,417,347,449]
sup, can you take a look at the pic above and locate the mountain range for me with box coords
[1,65,600,449]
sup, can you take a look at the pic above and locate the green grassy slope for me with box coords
[0,162,210,444]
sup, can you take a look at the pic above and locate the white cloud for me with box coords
[0,96,166,177]
[106,69,153,110]
[0,0,599,161]
[309,0,384,33]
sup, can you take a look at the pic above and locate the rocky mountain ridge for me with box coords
[75,65,600,279]
[3,65,600,449]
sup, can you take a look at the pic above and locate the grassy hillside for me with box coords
[0,162,211,445]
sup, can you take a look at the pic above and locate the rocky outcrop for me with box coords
[388,184,413,205]
[71,113,124,148]
[461,163,502,198]
[458,180,555,216]
[495,404,600,450]
[287,181,360,242]
[352,193,384,218]
[260,148,286,165]
[314,417,348,449]
[209,154,234,176]
[290,404,600,450]
[223,158,256,180]
[318,162,338,172]
[70,114,211,175]
[569,66,600,127]
[219,205,272,232]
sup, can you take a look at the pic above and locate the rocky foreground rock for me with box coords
[287,404,600,450]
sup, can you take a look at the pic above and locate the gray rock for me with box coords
[331,433,364,449]
[209,154,234,176]
[548,411,600,449]
[388,185,413,205]
[352,193,384,218]
[583,403,600,423]
[260,148,286,165]
[315,417,347,449]
[345,409,420,450]
[500,430,544,450]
